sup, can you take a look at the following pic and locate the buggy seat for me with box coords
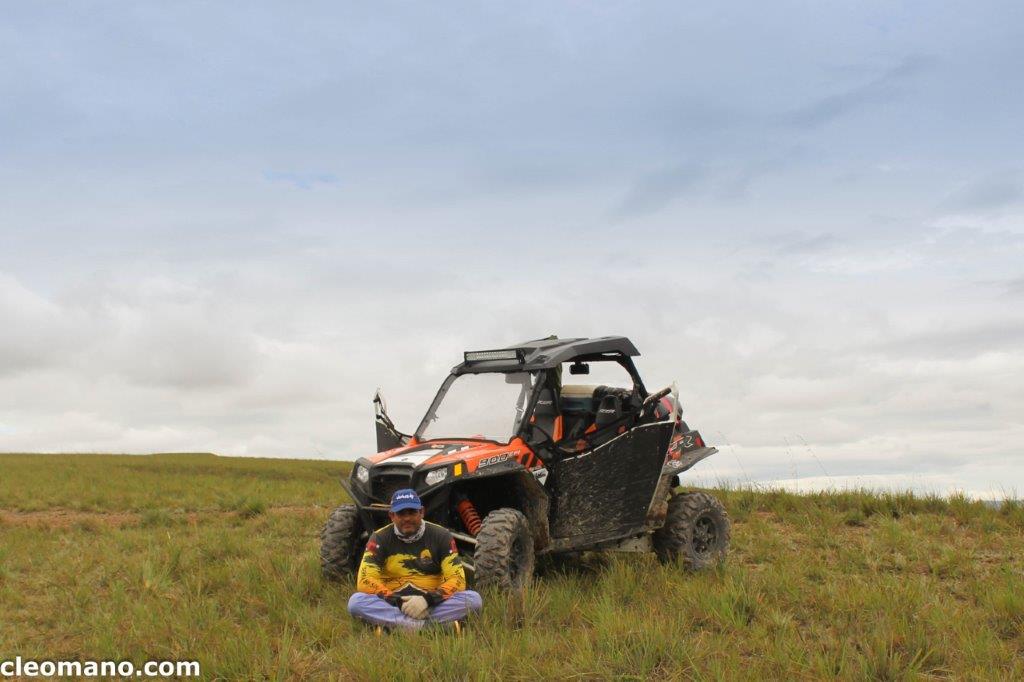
[529,388,563,443]
[560,384,601,439]
[560,384,634,447]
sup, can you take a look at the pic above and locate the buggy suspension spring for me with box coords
[455,498,482,536]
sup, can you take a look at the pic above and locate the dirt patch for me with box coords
[0,509,139,529]
[0,505,323,529]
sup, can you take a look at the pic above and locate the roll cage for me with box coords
[415,337,654,458]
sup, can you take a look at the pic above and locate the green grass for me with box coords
[0,453,344,512]
[0,453,1021,680]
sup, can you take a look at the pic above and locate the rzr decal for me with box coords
[670,432,703,454]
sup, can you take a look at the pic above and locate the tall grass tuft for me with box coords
[233,497,267,518]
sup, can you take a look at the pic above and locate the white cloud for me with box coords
[1,1,1023,497]
[0,273,82,376]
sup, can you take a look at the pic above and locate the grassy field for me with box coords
[1,454,1022,680]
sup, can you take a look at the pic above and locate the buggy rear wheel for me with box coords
[473,508,534,591]
[320,504,365,581]
[653,491,730,570]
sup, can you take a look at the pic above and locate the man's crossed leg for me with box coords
[348,591,483,631]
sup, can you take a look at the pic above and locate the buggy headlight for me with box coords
[355,465,369,484]
[424,468,448,486]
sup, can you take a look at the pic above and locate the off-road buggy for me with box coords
[321,336,730,590]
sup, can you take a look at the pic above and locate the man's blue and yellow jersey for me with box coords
[356,521,465,605]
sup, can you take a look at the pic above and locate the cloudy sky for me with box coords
[2,2,1022,497]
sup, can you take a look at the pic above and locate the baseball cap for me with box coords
[390,488,423,512]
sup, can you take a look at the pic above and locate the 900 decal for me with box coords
[478,451,518,468]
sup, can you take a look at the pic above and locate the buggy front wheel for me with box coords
[320,504,365,581]
[472,508,534,591]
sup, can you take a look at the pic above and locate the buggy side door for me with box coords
[546,420,674,546]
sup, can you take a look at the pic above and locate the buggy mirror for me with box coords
[569,362,590,375]
[373,389,388,418]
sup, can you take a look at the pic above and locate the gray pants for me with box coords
[348,591,483,631]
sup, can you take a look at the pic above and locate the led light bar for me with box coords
[464,349,526,364]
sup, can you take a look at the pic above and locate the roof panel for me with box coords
[454,336,639,373]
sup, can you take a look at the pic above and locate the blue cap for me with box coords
[390,488,423,512]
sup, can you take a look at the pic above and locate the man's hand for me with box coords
[400,595,429,620]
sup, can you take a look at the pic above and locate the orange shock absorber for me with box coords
[455,497,483,536]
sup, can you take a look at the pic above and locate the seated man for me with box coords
[347,489,482,632]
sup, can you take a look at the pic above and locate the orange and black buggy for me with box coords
[321,336,730,590]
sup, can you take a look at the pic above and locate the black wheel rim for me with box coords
[692,515,718,556]
[507,532,532,585]
[509,537,526,584]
